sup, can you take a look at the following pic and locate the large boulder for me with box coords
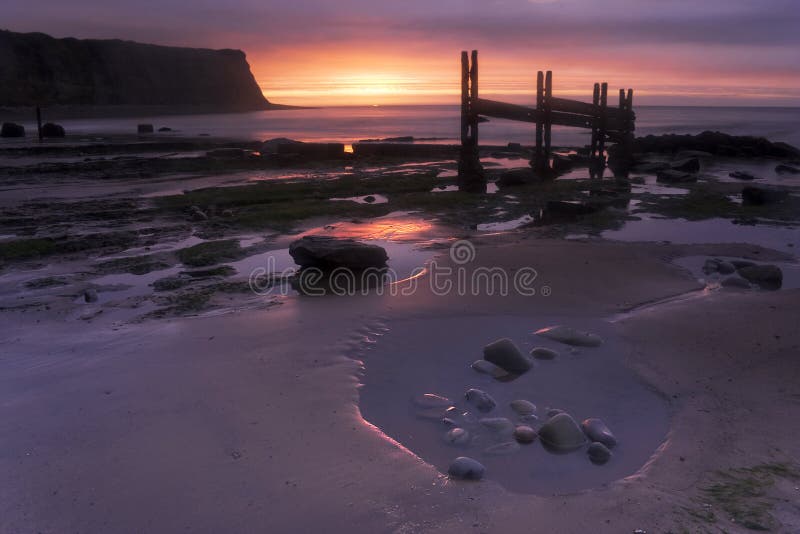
[483,338,532,374]
[737,264,783,290]
[41,123,65,138]
[538,413,587,452]
[289,236,388,270]
[1,122,25,137]
[261,137,302,155]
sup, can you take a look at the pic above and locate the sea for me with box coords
[7,105,800,149]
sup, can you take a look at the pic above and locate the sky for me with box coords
[4,0,800,106]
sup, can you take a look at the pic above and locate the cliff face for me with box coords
[0,30,270,110]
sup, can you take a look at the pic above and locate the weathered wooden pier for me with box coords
[458,50,636,191]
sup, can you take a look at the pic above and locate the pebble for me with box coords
[483,338,532,374]
[448,457,485,480]
[444,427,471,446]
[465,388,497,412]
[530,347,559,360]
[587,442,612,465]
[471,359,505,377]
[513,425,537,444]
[581,418,617,448]
[84,288,98,303]
[538,413,587,452]
[479,417,514,438]
[535,325,603,347]
[509,399,537,416]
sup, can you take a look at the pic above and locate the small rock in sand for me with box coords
[729,171,759,181]
[479,417,514,438]
[483,338,532,374]
[444,428,471,446]
[587,442,613,465]
[716,261,736,275]
[412,393,453,409]
[84,288,98,303]
[465,389,497,412]
[483,442,521,456]
[530,347,558,360]
[535,325,603,347]
[538,413,587,452]
[581,418,617,448]
[510,400,537,416]
[448,457,485,480]
[513,425,537,444]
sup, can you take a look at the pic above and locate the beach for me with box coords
[1,123,800,532]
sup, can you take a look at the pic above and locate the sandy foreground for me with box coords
[2,233,799,533]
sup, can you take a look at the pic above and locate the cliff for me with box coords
[0,30,271,111]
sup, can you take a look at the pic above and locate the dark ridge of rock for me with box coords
[288,236,389,270]
[0,30,269,111]
[630,131,800,159]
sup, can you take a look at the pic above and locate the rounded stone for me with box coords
[530,347,559,360]
[587,442,612,465]
[444,427,471,446]
[479,417,514,438]
[538,413,587,452]
[535,325,603,347]
[513,425,537,444]
[717,261,736,275]
[483,441,521,456]
[470,359,508,378]
[483,338,532,374]
[448,457,485,480]
[84,288,98,303]
[465,388,497,413]
[510,399,537,416]
[581,418,617,448]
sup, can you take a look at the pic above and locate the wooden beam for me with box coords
[550,97,623,118]
[470,50,479,146]
[535,71,544,170]
[472,99,627,130]
[460,51,469,146]
[590,83,600,158]
[544,71,552,164]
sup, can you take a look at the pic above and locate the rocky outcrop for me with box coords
[0,30,269,110]
[631,131,800,159]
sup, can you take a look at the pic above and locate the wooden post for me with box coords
[469,50,479,147]
[590,83,600,159]
[460,51,469,146]
[534,71,544,171]
[598,82,608,162]
[36,106,43,142]
[544,71,552,170]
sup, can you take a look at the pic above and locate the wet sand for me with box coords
[2,233,799,533]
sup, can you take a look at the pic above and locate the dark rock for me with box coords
[670,157,700,173]
[497,168,538,187]
[587,442,612,465]
[483,338,532,374]
[702,258,721,274]
[657,169,697,183]
[41,123,65,138]
[261,138,302,154]
[737,264,783,290]
[206,147,249,158]
[729,171,758,181]
[775,164,800,175]
[464,388,496,413]
[470,359,507,378]
[630,131,800,159]
[581,418,617,448]
[137,124,154,134]
[158,127,173,132]
[444,428,470,446]
[447,457,485,480]
[731,260,756,269]
[538,413,587,452]
[513,425,537,444]
[717,261,736,275]
[363,195,376,204]
[507,142,522,151]
[289,236,388,270]
[545,200,600,219]
[530,347,558,360]
[1,122,25,137]
[509,400,537,416]
[84,288,98,303]
[741,186,789,206]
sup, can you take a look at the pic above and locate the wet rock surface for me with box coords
[483,338,532,374]
[587,442,612,465]
[737,264,783,290]
[465,389,497,412]
[448,457,485,480]
[538,413,588,452]
[530,347,559,360]
[581,418,617,448]
[289,236,389,270]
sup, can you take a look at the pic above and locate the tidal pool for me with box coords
[357,315,670,494]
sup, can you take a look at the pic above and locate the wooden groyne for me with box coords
[458,50,636,191]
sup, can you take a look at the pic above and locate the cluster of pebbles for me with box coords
[410,326,618,481]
